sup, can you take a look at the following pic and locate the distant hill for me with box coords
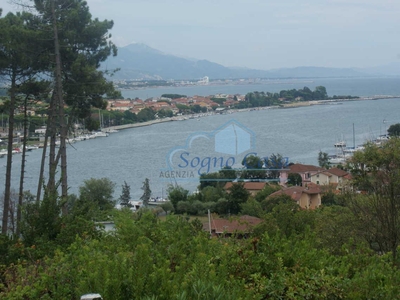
[101,43,388,80]
[103,43,244,80]
[357,62,400,77]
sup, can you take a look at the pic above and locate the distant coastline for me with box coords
[104,96,400,132]
[119,77,400,100]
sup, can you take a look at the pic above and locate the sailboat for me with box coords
[342,123,365,154]
[93,109,109,137]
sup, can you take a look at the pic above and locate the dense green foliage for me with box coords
[210,97,226,105]
[240,153,287,180]
[161,94,187,99]
[287,172,302,186]
[348,138,400,264]
[237,86,328,109]
[199,167,237,190]
[2,206,400,299]
[157,108,173,118]
[137,107,156,122]
[175,103,207,114]
[387,123,400,137]
[3,137,400,298]
[318,150,331,169]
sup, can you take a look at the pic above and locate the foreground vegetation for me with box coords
[1,139,400,299]
[1,207,400,299]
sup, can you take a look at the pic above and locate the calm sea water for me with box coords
[122,77,400,99]
[2,77,400,199]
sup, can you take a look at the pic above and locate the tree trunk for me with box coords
[46,92,57,194]
[17,95,29,236]
[36,128,48,202]
[2,72,16,235]
[51,0,68,215]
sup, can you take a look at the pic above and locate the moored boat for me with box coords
[12,148,21,154]
[328,154,347,165]
[0,150,7,158]
[25,145,39,151]
[334,141,346,148]
[91,131,109,138]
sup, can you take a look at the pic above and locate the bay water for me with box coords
[2,77,400,199]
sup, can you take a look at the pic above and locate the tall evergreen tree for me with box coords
[119,181,131,205]
[30,0,120,208]
[140,178,151,207]
[318,151,331,169]
[0,11,44,234]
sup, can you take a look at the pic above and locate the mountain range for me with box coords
[101,43,400,80]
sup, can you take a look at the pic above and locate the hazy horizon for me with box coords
[2,0,400,70]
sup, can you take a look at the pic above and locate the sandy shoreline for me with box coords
[103,96,400,131]
[280,95,399,108]
[104,118,174,131]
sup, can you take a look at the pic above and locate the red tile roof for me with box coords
[203,215,263,234]
[314,171,333,177]
[288,164,324,173]
[224,182,267,191]
[343,174,352,180]
[269,186,322,201]
[327,167,349,177]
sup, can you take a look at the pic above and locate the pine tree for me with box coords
[140,178,151,207]
[318,151,331,169]
[30,0,121,207]
[0,11,44,234]
[119,181,131,206]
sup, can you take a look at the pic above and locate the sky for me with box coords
[2,0,400,70]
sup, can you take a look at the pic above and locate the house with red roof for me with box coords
[310,167,351,190]
[108,102,133,111]
[172,97,189,105]
[224,182,268,196]
[279,163,324,185]
[148,101,171,111]
[269,185,322,209]
[203,215,263,237]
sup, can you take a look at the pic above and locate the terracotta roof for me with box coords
[269,186,322,202]
[203,215,263,234]
[343,174,352,180]
[288,164,324,173]
[312,171,332,177]
[303,186,322,194]
[224,182,267,191]
[327,167,349,177]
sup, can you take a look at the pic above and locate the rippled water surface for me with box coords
[2,78,400,198]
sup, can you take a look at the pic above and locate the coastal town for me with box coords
[0,85,340,137]
[0,84,395,169]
